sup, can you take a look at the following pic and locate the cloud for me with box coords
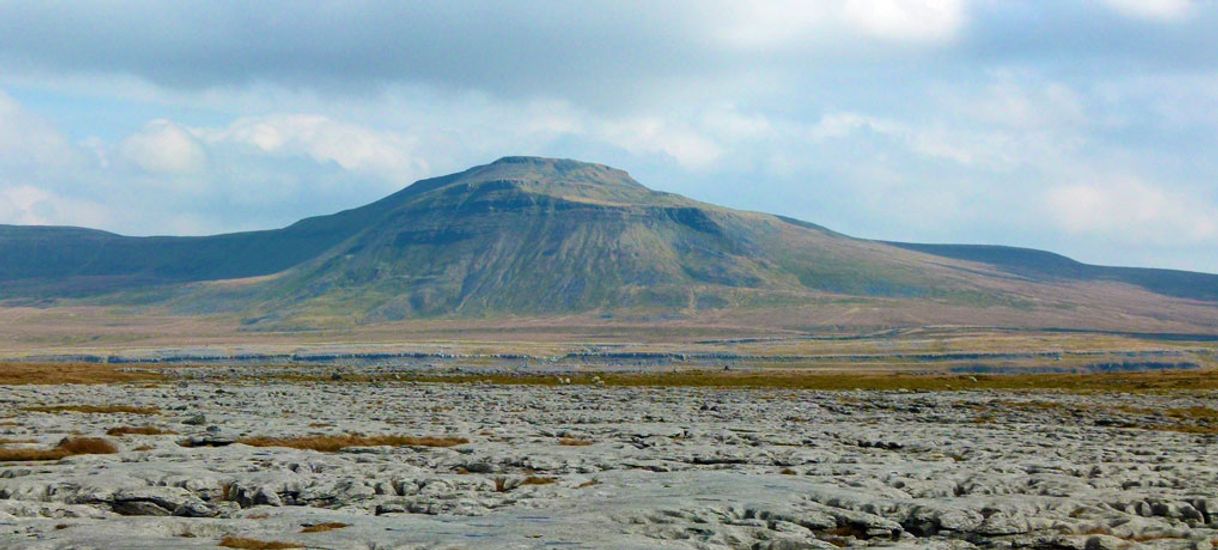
[1101,0,1192,21]
[198,115,428,184]
[119,119,206,175]
[805,111,1014,169]
[842,0,966,42]
[964,75,1086,130]
[597,118,723,169]
[0,0,977,107]
[0,91,82,169]
[714,2,830,49]
[0,185,110,228]
[1045,178,1218,244]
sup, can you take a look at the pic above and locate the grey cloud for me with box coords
[2,1,1217,108]
[0,1,716,107]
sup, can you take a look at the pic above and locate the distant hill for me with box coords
[2,156,1216,332]
[884,243,1218,302]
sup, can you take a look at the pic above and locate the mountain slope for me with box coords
[2,156,1216,333]
[226,157,1014,321]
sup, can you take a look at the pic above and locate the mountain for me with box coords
[2,156,1217,333]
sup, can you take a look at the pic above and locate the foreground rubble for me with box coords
[0,379,1215,549]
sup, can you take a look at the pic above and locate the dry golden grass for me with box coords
[521,476,557,486]
[300,522,349,533]
[237,434,469,452]
[0,363,164,385]
[105,425,176,436]
[0,437,37,445]
[24,404,160,415]
[0,436,117,461]
[557,437,593,446]
[217,536,301,549]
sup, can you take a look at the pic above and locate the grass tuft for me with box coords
[218,536,301,549]
[106,425,176,436]
[521,476,557,486]
[0,437,37,445]
[237,434,468,452]
[0,436,117,461]
[300,522,349,533]
[557,437,593,446]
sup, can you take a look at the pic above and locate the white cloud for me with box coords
[598,118,723,169]
[1101,0,1192,21]
[0,185,53,224]
[119,119,207,174]
[0,185,111,228]
[702,108,775,140]
[842,0,966,42]
[806,111,1015,168]
[0,91,82,169]
[198,114,428,184]
[715,0,965,50]
[966,77,1086,130]
[716,1,831,49]
[808,112,900,141]
[1045,178,1218,244]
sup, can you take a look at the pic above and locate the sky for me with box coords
[1,0,1217,272]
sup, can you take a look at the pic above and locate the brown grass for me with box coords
[557,437,593,446]
[237,434,469,452]
[217,536,301,549]
[0,363,164,385]
[24,404,160,415]
[106,425,177,436]
[0,436,117,461]
[492,475,557,492]
[300,522,349,533]
[521,476,557,486]
[0,437,37,445]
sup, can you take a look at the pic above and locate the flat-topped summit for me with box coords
[482,156,641,185]
[383,156,657,209]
